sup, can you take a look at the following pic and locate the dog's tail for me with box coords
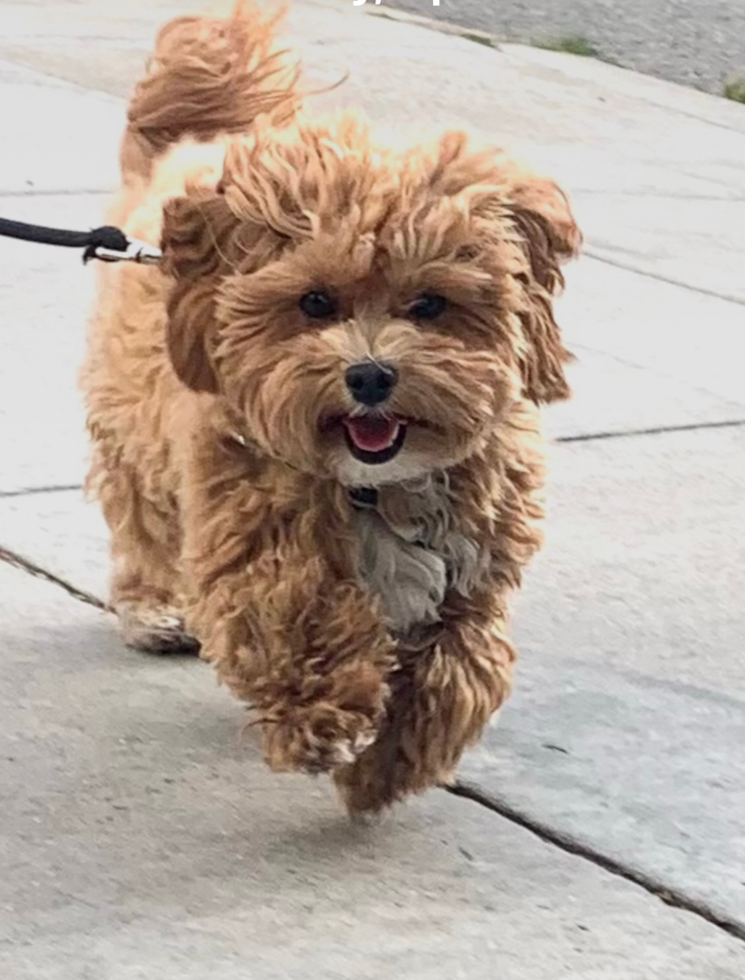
[121,2,300,178]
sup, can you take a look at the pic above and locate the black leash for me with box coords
[0,216,161,265]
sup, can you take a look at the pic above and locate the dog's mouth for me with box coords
[342,415,407,465]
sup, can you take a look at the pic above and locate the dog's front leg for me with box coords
[246,571,397,776]
[183,457,396,775]
[334,590,514,813]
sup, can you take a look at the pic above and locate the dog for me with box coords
[82,2,580,814]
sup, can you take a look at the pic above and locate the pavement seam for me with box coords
[444,780,745,943]
[583,250,745,307]
[576,189,745,202]
[556,418,745,444]
[0,483,83,499]
[0,188,112,198]
[0,543,109,612]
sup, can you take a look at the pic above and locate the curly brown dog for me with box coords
[81,3,580,814]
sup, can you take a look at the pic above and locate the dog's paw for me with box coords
[302,728,377,774]
[262,705,379,775]
[116,602,200,656]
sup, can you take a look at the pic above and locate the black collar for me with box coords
[349,486,379,509]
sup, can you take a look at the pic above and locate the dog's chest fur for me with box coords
[352,475,486,636]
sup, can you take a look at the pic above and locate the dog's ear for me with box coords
[160,191,241,393]
[503,176,581,404]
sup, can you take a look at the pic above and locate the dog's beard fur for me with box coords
[163,121,578,487]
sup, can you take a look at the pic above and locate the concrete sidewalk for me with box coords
[1,1,744,977]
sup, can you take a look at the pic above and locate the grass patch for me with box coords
[722,77,745,103]
[532,35,601,58]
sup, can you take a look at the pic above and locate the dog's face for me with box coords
[162,118,580,485]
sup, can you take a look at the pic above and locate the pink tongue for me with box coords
[345,416,398,452]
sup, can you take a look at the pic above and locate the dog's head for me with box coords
[162,115,580,485]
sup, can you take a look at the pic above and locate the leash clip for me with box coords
[87,237,162,265]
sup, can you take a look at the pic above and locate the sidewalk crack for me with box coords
[444,780,745,943]
[556,418,745,444]
[584,250,745,307]
[0,483,83,499]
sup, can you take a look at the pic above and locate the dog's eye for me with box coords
[407,292,447,320]
[299,290,337,319]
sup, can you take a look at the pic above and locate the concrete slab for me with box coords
[461,425,745,926]
[2,561,745,980]
[517,426,745,692]
[0,490,108,598]
[0,1,192,100]
[0,59,121,194]
[547,347,745,441]
[497,41,745,135]
[0,195,103,493]
[559,258,745,406]
[575,195,745,304]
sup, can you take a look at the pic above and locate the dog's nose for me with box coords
[344,361,398,406]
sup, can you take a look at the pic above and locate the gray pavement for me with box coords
[389,0,745,95]
[1,0,744,976]
[5,564,744,980]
